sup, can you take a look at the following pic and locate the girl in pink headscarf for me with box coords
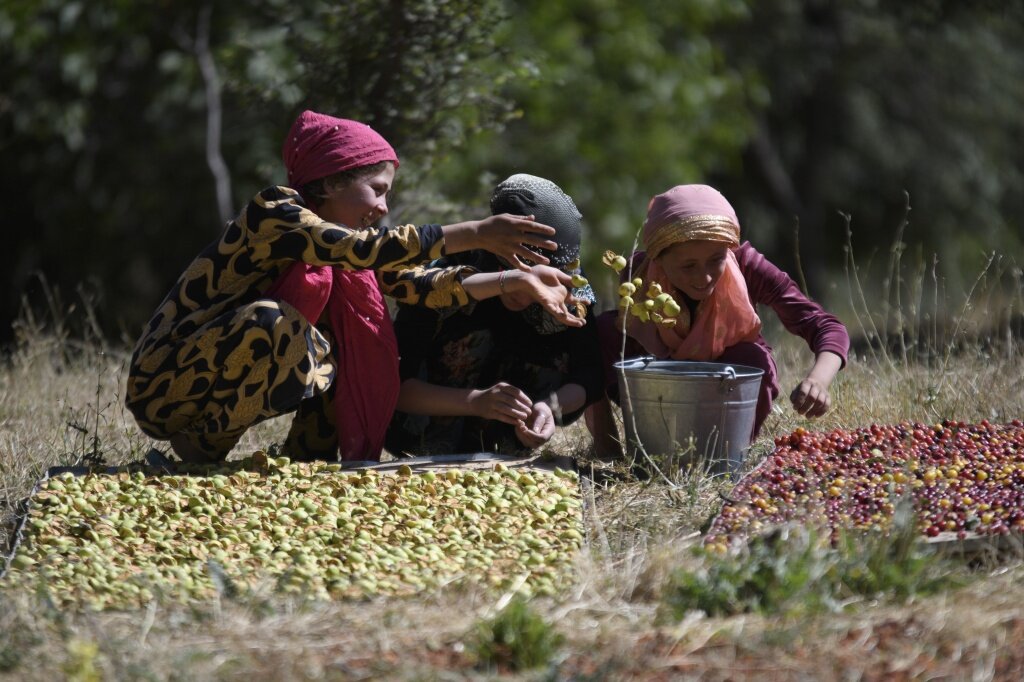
[126,110,582,463]
[588,184,849,457]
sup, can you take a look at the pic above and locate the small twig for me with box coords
[719,491,740,505]
[885,192,912,366]
[484,571,530,619]
[66,421,89,435]
[940,251,997,378]
[932,254,940,362]
[138,599,158,647]
[89,350,104,466]
[585,476,612,559]
[792,216,809,297]
[842,210,896,372]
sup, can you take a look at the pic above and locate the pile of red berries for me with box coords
[705,419,1024,551]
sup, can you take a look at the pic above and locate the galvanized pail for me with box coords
[613,358,764,475]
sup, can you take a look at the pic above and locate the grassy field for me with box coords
[2,266,1024,680]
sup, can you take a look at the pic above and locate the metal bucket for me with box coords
[614,357,764,475]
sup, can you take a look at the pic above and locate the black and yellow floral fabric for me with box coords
[382,251,604,456]
[126,186,468,461]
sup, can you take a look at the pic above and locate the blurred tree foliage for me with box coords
[434,0,758,261]
[3,0,1023,343]
[713,0,1024,293]
[0,0,518,342]
[437,0,1024,302]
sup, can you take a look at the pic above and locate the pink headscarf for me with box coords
[642,184,740,258]
[627,184,761,361]
[283,110,399,193]
[268,110,400,461]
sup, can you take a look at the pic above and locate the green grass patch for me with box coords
[467,597,564,672]
[661,504,961,619]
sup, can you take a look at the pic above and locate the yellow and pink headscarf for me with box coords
[627,184,761,361]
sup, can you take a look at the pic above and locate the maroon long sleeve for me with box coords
[734,242,850,367]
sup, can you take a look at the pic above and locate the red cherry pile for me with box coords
[705,419,1024,550]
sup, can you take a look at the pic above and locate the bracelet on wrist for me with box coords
[498,270,508,293]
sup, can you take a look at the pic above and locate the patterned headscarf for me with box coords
[282,110,399,194]
[490,174,595,334]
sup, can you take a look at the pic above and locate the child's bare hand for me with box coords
[515,402,556,448]
[789,378,832,417]
[469,383,533,424]
[475,214,558,270]
[514,265,585,328]
[528,263,573,288]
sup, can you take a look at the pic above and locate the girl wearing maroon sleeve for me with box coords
[588,184,849,457]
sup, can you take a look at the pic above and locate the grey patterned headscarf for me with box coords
[490,174,596,334]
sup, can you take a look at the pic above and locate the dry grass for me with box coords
[2,257,1024,680]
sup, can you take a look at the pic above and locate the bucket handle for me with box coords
[628,357,739,380]
[719,365,737,393]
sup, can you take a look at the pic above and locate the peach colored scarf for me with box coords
[626,185,761,361]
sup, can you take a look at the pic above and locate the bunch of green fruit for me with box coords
[2,456,584,610]
[602,250,681,326]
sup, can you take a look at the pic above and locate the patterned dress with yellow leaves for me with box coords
[380,251,604,456]
[126,186,473,460]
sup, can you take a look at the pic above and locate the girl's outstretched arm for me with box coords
[396,379,532,424]
[380,264,585,327]
[441,214,558,269]
[461,266,584,328]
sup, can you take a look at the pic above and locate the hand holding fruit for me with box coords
[789,352,843,418]
[469,382,533,424]
[507,265,586,327]
[515,401,557,448]
[789,377,832,417]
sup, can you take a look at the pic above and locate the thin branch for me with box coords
[792,217,809,297]
[194,5,233,227]
[885,192,912,366]
[842,210,895,372]
[617,232,679,490]
[940,252,997,376]
[748,120,803,218]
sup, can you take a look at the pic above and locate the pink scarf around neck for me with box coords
[266,262,399,461]
[626,250,761,361]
